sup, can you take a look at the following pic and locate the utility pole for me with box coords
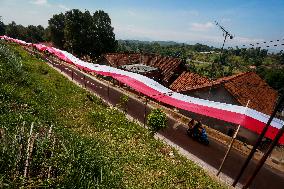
[107,81,110,100]
[144,97,148,127]
[217,100,250,176]
[232,94,284,187]
[83,75,86,88]
[242,123,284,189]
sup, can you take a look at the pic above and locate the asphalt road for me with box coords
[46,57,284,189]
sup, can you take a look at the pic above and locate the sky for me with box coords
[0,0,284,49]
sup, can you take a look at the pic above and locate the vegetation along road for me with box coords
[0,41,226,188]
[31,43,284,188]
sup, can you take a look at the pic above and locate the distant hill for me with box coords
[118,39,181,46]
[117,39,217,53]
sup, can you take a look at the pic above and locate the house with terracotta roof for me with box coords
[99,53,184,85]
[170,71,278,144]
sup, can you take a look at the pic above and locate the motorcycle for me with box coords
[187,126,209,145]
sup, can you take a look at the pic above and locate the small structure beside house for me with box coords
[99,53,184,85]
[170,71,278,144]
[120,64,161,80]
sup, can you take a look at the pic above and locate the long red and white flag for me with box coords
[1,35,283,144]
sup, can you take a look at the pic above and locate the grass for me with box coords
[0,41,226,188]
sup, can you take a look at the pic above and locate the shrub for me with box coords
[117,94,129,113]
[147,108,167,134]
[0,42,24,82]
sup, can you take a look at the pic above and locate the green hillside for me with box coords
[0,41,225,188]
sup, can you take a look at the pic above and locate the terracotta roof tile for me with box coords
[223,72,278,115]
[170,72,278,115]
[103,53,182,82]
[170,72,210,92]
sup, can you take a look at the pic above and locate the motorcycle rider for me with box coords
[193,121,202,137]
[187,119,195,129]
[187,120,209,145]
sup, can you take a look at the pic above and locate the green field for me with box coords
[0,42,225,188]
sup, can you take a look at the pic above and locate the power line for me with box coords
[235,37,284,50]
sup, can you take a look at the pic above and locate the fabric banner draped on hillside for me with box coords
[1,35,283,144]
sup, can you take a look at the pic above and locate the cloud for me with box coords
[187,10,199,16]
[127,10,137,16]
[191,22,214,32]
[30,0,48,6]
[58,4,70,11]
[27,10,38,15]
[220,18,231,23]
[113,23,266,49]
[178,10,199,16]
[113,24,220,43]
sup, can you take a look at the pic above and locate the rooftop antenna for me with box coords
[215,21,234,63]
[207,21,234,100]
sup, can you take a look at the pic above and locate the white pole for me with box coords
[217,100,250,176]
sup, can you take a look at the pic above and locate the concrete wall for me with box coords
[180,85,259,145]
[188,85,239,104]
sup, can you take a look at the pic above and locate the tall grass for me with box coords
[0,42,225,188]
[0,42,120,188]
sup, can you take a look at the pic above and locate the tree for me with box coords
[5,21,27,40]
[0,16,5,35]
[2,19,45,42]
[43,27,51,41]
[48,9,117,58]
[63,9,93,56]
[48,13,65,48]
[92,10,117,56]
[264,69,284,91]
[26,25,45,43]
[147,108,167,134]
[5,21,19,38]
[277,51,284,65]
